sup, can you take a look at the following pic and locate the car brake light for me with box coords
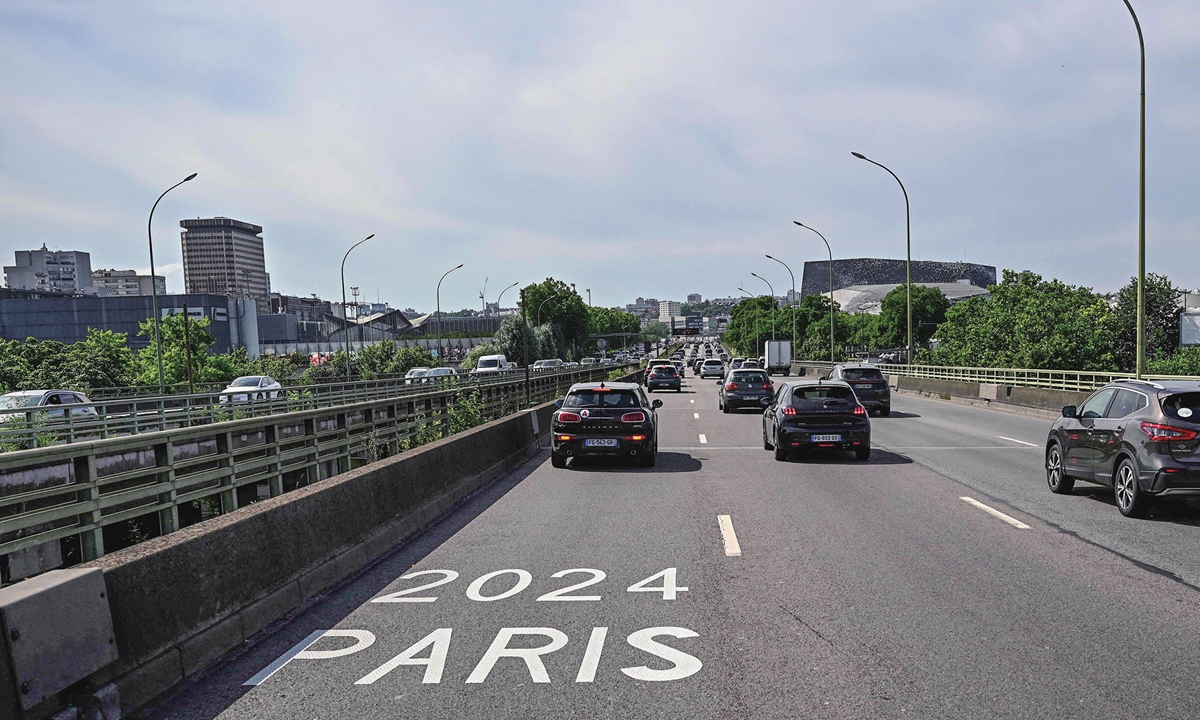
[725,382,738,391]
[1139,422,1197,442]
[621,411,647,423]
[853,406,867,416]
[782,406,797,416]
[627,435,647,441]
[556,434,574,441]
[557,412,582,423]
[763,382,773,392]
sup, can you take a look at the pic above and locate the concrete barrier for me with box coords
[894,376,979,400]
[21,400,562,717]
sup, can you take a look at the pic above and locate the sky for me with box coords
[1,0,1198,312]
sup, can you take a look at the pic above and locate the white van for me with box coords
[471,354,515,374]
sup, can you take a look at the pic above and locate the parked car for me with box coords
[0,390,98,421]
[719,369,773,413]
[550,382,662,468]
[700,359,725,379]
[1046,379,1200,517]
[646,364,682,392]
[219,376,282,403]
[762,380,871,461]
[471,354,514,374]
[826,364,891,416]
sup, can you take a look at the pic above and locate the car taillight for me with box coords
[763,382,773,392]
[1139,422,1197,442]
[725,382,738,391]
[853,405,867,416]
[621,411,646,423]
[782,406,797,416]
[557,412,582,423]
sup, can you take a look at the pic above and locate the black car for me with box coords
[762,380,871,461]
[719,369,774,413]
[1046,379,1200,517]
[644,360,675,386]
[551,382,662,468]
[647,363,682,392]
[827,364,891,416]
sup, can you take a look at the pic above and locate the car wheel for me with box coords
[1114,457,1146,517]
[763,427,773,450]
[880,408,890,417]
[721,402,730,414]
[855,446,871,462]
[774,443,789,461]
[1045,442,1074,494]
[640,452,656,468]
[551,453,567,469]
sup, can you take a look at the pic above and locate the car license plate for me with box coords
[856,384,872,390]
[584,439,619,447]
[811,434,842,442]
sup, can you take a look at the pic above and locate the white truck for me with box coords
[763,340,793,376]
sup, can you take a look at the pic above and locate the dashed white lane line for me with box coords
[998,435,1038,447]
[694,413,700,419]
[960,497,1030,529]
[690,399,695,404]
[698,434,708,444]
[717,515,742,556]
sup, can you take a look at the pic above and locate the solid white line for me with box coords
[690,399,695,403]
[960,497,1030,529]
[660,446,759,450]
[882,446,1041,450]
[998,436,1038,447]
[698,434,708,444]
[717,514,742,556]
[243,630,326,685]
[694,412,700,419]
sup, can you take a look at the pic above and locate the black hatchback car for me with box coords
[647,364,682,392]
[719,369,773,413]
[826,364,891,416]
[762,380,871,461]
[1046,379,1200,517]
[551,382,662,468]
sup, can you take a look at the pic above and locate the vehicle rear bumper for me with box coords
[777,428,870,451]
[647,381,681,390]
[552,435,653,458]
[859,398,890,410]
[1148,465,1200,494]
[724,394,770,409]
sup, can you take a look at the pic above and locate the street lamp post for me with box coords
[738,287,759,356]
[148,173,197,393]
[793,222,836,362]
[852,151,912,364]
[340,234,374,381]
[495,281,520,313]
[751,273,776,342]
[436,264,464,363]
[765,254,797,364]
[1121,0,1147,378]
[537,295,555,327]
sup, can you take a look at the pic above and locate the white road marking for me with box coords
[698,434,708,444]
[690,399,695,404]
[882,446,1040,450]
[998,435,1038,447]
[575,627,608,683]
[660,446,759,450]
[693,413,700,419]
[960,497,1030,529]
[717,515,742,556]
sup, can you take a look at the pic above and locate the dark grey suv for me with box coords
[1046,379,1200,517]
[826,364,890,416]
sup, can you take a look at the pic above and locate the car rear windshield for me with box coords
[842,368,884,381]
[564,390,641,408]
[1161,392,1200,421]
[652,366,678,375]
[791,385,854,409]
[703,360,722,365]
[732,371,768,383]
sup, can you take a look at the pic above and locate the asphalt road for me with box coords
[146,370,1200,719]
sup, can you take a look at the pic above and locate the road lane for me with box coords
[145,369,1200,719]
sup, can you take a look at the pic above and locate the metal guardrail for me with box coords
[0,364,635,565]
[0,366,629,452]
[794,361,1200,392]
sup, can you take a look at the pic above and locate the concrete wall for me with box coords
[73,400,559,716]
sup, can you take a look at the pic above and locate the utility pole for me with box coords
[521,287,531,406]
[182,304,195,395]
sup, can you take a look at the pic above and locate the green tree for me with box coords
[1112,273,1181,372]
[67,329,136,390]
[877,284,951,349]
[927,270,1116,370]
[496,315,534,366]
[1147,346,1200,376]
[518,279,589,359]
[135,314,217,386]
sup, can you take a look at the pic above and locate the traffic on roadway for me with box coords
[144,341,1200,719]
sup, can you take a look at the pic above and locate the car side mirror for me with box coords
[760,397,772,407]
[1062,405,1077,419]
[554,399,564,409]
[652,399,663,409]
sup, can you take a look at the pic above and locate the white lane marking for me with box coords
[882,446,1040,450]
[243,630,326,685]
[998,435,1038,447]
[690,399,694,404]
[960,497,1030,529]
[660,446,759,450]
[698,434,708,444]
[717,515,742,556]
[693,413,700,419]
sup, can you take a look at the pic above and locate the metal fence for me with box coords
[794,361,1200,392]
[0,364,633,566]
